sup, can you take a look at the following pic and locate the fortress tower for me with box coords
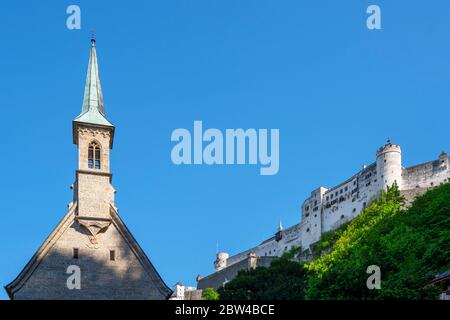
[214,252,229,271]
[439,152,448,168]
[376,139,403,190]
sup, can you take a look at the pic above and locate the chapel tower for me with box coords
[72,36,116,222]
[376,139,403,190]
[5,37,172,300]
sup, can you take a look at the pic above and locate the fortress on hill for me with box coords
[197,141,450,290]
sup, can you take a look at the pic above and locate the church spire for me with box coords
[278,221,283,232]
[73,36,113,127]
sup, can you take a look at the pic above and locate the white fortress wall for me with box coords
[215,144,450,271]
[299,187,325,248]
[401,153,449,190]
[226,248,256,267]
[225,224,302,268]
[256,224,302,257]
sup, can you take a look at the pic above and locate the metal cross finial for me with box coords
[91,29,96,46]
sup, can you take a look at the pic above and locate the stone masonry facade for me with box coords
[4,38,172,300]
[205,141,450,281]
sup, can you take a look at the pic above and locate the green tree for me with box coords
[202,288,220,300]
[306,183,450,299]
[217,183,450,300]
[218,248,307,300]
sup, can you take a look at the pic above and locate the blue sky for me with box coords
[1,0,449,299]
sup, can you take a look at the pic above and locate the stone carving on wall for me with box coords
[76,217,111,249]
[78,127,111,139]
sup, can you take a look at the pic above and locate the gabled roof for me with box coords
[4,203,172,300]
[4,203,78,299]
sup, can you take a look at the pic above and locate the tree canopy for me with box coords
[218,183,450,300]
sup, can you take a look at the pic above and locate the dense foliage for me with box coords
[217,183,450,300]
[202,288,220,300]
[218,248,306,300]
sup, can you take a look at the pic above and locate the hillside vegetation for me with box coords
[217,183,450,300]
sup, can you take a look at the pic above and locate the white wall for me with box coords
[220,147,450,270]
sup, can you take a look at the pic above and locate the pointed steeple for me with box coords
[275,221,283,241]
[73,36,113,127]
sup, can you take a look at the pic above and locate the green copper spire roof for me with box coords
[73,37,114,127]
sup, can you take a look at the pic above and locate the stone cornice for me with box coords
[76,169,113,183]
[72,121,115,149]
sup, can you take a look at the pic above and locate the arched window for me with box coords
[88,142,101,169]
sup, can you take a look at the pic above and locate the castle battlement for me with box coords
[208,141,450,277]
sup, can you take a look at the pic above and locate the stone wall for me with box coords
[76,125,112,173]
[74,124,116,219]
[402,157,449,191]
[12,213,169,300]
[75,171,115,219]
[217,146,450,272]
[197,256,274,290]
